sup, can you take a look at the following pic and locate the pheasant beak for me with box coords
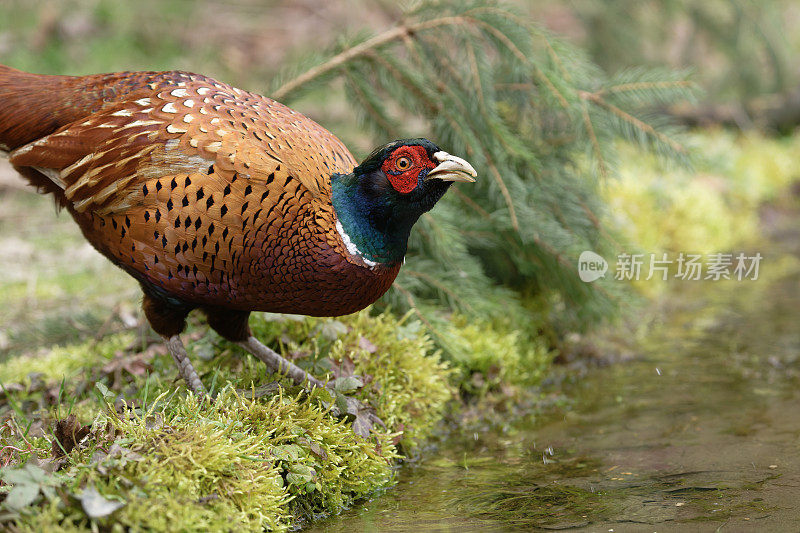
[427,151,477,183]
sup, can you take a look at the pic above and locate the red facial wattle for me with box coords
[381,145,435,193]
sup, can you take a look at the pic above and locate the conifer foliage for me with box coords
[574,0,792,102]
[270,1,694,333]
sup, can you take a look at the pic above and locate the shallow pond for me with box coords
[310,218,800,532]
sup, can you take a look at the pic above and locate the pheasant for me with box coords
[0,65,476,422]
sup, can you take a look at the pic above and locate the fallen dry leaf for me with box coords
[328,354,355,379]
[51,415,91,459]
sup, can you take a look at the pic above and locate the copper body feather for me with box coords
[1,66,401,316]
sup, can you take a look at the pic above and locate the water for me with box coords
[309,216,800,532]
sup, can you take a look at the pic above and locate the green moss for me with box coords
[104,388,396,530]
[0,309,450,530]
[325,311,453,451]
[229,310,455,451]
[0,334,135,384]
[1,385,399,531]
[438,315,552,398]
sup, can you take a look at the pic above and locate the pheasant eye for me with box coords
[395,157,412,171]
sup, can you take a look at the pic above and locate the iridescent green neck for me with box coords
[331,172,412,265]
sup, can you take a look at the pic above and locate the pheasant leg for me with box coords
[165,335,206,396]
[238,335,384,436]
[238,336,325,389]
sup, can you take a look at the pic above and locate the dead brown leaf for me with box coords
[329,354,355,380]
[297,437,328,461]
[51,415,91,459]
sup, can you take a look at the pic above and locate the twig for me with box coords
[580,99,608,179]
[452,188,490,219]
[92,302,122,344]
[271,16,470,100]
[598,80,695,96]
[342,69,400,137]
[392,282,439,336]
[464,17,569,108]
[484,153,520,231]
[579,90,687,154]
[404,270,473,312]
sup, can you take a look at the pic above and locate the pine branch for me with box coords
[600,80,695,96]
[579,90,687,155]
[271,16,470,101]
[580,99,608,179]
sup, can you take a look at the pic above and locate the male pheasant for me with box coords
[0,65,475,416]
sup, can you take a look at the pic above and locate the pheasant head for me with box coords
[331,139,476,266]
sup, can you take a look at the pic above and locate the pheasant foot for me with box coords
[238,335,384,436]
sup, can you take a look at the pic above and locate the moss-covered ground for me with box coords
[0,309,445,530]
[0,295,546,530]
